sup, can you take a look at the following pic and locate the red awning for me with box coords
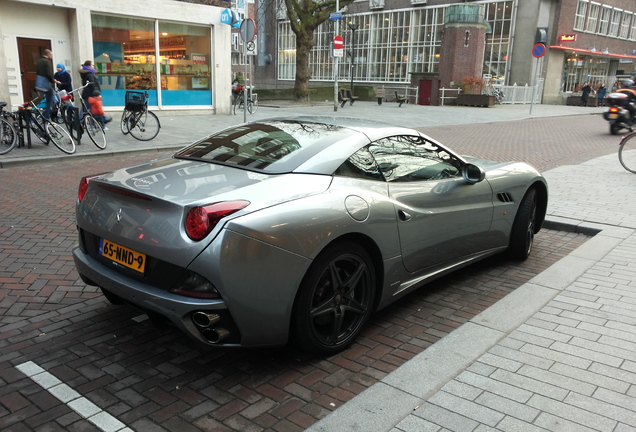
[549,45,636,59]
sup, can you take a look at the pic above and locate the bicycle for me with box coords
[491,88,505,105]
[233,85,258,115]
[19,98,76,154]
[61,83,107,150]
[120,91,161,141]
[618,131,636,173]
[0,102,18,155]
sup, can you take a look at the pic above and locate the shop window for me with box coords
[91,14,212,108]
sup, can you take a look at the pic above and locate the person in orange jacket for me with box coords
[87,90,112,130]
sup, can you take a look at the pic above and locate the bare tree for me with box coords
[284,0,355,101]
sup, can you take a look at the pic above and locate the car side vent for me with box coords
[497,192,514,203]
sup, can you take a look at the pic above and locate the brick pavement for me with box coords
[0,111,622,432]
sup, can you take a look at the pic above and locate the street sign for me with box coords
[333,35,344,50]
[330,12,342,21]
[532,43,546,58]
[240,18,256,43]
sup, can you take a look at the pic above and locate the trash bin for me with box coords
[376,87,386,105]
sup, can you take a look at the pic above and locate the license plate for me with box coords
[609,113,619,119]
[99,238,146,273]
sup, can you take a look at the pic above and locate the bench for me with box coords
[338,89,350,107]
[345,89,359,106]
[395,91,407,107]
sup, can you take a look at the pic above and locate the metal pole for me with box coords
[334,0,339,112]
[349,24,357,95]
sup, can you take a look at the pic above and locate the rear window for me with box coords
[175,120,359,173]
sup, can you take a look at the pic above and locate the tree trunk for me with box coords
[294,33,314,102]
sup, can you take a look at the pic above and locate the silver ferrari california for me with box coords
[73,117,547,354]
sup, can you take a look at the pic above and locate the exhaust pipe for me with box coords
[202,328,230,344]
[192,312,220,328]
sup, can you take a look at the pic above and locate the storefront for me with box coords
[92,15,213,108]
[0,0,233,113]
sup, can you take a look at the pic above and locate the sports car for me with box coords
[73,117,547,354]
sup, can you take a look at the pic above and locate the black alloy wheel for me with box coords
[293,242,375,354]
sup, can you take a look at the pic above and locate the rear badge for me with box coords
[115,208,122,223]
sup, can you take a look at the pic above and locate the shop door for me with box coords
[18,38,52,102]
[418,80,432,105]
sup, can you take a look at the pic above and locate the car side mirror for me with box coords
[462,163,485,184]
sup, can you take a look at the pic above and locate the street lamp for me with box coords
[348,21,359,95]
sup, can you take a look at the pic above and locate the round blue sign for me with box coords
[532,43,546,58]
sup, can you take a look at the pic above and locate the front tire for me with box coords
[292,242,375,354]
[508,188,537,260]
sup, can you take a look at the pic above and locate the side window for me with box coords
[369,135,462,182]
[334,146,383,181]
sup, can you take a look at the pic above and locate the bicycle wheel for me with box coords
[120,110,131,135]
[45,121,76,154]
[248,94,258,114]
[618,132,636,174]
[128,110,160,141]
[29,113,50,144]
[84,115,107,149]
[233,98,242,115]
[0,117,18,155]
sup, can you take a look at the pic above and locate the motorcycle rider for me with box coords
[616,79,636,125]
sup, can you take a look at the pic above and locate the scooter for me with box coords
[603,92,636,135]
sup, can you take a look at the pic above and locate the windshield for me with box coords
[175,120,360,173]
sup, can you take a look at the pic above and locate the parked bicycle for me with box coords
[492,88,505,104]
[120,91,160,141]
[60,83,107,150]
[18,98,75,154]
[233,85,258,115]
[618,131,636,173]
[0,102,18,155]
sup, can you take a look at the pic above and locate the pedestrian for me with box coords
[596,83,607,107]
[87,90,112,130]
[79,60,101,103]
[54,63,73,94]
[35,49,55,120]
[581,82,592,106]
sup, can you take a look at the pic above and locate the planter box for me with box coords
[457,94,495,107]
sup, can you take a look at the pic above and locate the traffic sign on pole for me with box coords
[532,43,546,58]
[333,35,344,50]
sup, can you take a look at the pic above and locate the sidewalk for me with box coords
[5,101,634,432]
[0,101,605,168]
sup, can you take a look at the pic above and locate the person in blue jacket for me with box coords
[54,63,73,94]
[596,83,607,107]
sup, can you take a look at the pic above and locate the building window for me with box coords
[585,2,599,33]
[598,5,612,35]
[609,9,622,38]
[620,12,632,40]
[91,14,212,107]
[276,0,512,84]
[574,0,589,31]
[631,13,636,41]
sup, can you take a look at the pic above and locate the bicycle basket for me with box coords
[125,91,147,111]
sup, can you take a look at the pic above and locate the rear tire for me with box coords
[291,242,375,354]
[610,124,621,135]
[128,111,160,141]
[508,188,537,261]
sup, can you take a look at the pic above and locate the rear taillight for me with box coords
[78,174,105,202]
[609,106,620,113]
[185,200,250,241]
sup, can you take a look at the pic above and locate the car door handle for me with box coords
[398,210,411,221]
